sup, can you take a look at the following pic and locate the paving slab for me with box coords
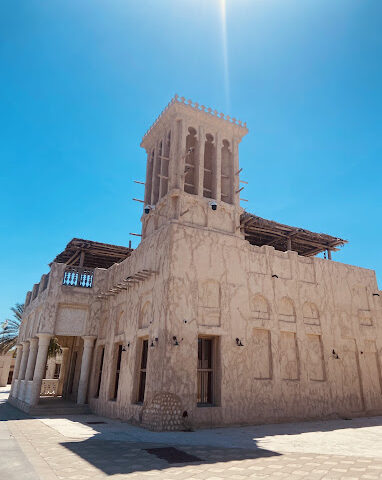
[3,387,382,479]
[34,410,382,459]
[0,388,40,480]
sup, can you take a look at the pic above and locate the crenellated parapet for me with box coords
[142,94,248,143]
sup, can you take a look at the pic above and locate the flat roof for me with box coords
[53,213,347,270]
[53,238,133,269]
[241,212,347,256]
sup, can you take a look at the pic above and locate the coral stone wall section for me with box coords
[142,392,183,431]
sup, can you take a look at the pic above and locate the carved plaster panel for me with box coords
[55,305,88,336]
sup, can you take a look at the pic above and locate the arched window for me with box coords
[251,294,270,320]
[302,302,320,325]
[199,280,220,309]
[352,285,369,310]
[278,296,296,322]
[221,139,233,204]
[139,301,152,328]
[184,127,197,195]
[145,149,154,205]
[152,141,163,204]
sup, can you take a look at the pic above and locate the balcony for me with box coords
[62,266,94,288]
[24,238,134,307]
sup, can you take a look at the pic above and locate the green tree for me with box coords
[0,303,24,353]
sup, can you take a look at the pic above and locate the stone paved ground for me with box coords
[2,388,382,480]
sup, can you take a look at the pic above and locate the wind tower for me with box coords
[140,95,248,239]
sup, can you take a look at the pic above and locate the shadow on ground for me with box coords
[58,410,382,475]
[3,387,382,476]
[0,389,281,476]
[61,436,281,476]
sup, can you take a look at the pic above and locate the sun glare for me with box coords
[220,0,230,112]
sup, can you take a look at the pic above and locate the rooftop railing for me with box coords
[62,266,94,288]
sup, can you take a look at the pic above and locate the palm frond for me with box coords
[0,303,24,354]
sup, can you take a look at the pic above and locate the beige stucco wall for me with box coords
[0,352,15,386]
[20,263,108,341]
[16,216,382,429]
[85,219,382,429]
[164,222,382,427]
[88,222,173,423]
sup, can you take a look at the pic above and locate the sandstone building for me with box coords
[0,352,15,387]
[9,96,382,430]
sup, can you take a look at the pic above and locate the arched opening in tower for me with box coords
[184,127,197,195]
[152,141,162,204]
[203,133,215,199]
[221,139,233,204]
[160,131,170,199]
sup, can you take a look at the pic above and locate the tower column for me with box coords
[171,118,187,191]
[167,127,175,191]
[25,337,39,381]
[214,133,222,201]
[168,123,177,191]
[197,126,205,196]
[18,341,30,381]
[232,137,240,207]
[77,336,96,404]
[10,344,23,397]
[29,333,52,406]
[144,149,153,205]
[179,121,188,192]
[159,132,167,199]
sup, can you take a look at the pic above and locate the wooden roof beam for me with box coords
[246,228,344,251]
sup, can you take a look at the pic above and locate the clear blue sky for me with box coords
[1,0,381,321]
